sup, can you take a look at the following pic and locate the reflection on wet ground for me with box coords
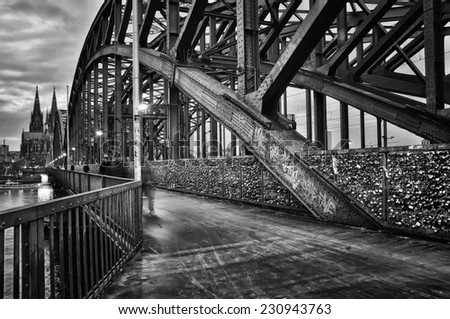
[103,189,450,299]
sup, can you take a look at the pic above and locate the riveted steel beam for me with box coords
[260,0,303,59]
[423,0,445,113]
[236,0,260,98]
[140,0,162,46]
[262,62,450,143]
[353,1,424,80]
[116,0,133,43]
[257,0,347,119]
[325,0,397,76]
[169,0,208,62]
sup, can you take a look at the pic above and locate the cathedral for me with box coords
[20,86,62,166]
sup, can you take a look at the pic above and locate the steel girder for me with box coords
[67,0,450,225]
[83,43,381,228]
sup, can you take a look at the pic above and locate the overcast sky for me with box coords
[0,0,104,151]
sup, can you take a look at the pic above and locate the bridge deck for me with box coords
[102,189,450,299]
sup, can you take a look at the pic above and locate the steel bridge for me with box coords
[65,0,450,227]
[11,0,445,298]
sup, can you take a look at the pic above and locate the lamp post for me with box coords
[66,85,70,170]
[96,130,103,163]
[132,0,142,181]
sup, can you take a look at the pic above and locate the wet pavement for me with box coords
[102,189,450,299]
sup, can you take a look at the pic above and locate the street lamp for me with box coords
[132,0,142,181]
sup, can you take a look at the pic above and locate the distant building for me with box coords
[20,86,51,166]
[29,86,44,133]
[0,139,10,162]
[0,139,9,156]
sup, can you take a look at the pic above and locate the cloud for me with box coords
[0,0,104,151]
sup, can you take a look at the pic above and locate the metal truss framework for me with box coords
[66,0,450,226]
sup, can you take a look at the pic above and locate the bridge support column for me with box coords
[167,0,180,160]
[236,0,260,99]
[147,76,155,161]
[360,111,366,149]
[93,62,100,163]
[314,92,327,149]
[87,71,93,163]
[337,7,349,150]
[114,55,123,161]
[229,78,238,156]
[377,118,382,148]
[101,56,109,159]
[181,93,190,159]
[312,20,327,149]
[201,108,206,158]
[81,80,87,163]
[210,118,218,157]
[306,89,312,141]
[423,1,444,114]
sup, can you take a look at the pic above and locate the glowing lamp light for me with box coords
[138,103,148,111]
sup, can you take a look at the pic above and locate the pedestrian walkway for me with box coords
[102,189,450,299]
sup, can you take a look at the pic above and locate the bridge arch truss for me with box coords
[66,0,450,226]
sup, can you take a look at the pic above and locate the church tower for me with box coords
[47,87,59,134]
[30,86,44,132]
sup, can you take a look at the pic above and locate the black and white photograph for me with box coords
[0,0,449,317]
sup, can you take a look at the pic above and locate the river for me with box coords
[0,179,57,298]
[0,185,55,211]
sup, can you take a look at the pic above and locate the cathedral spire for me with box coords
[51,87,58,114]
[30,86,44,132]
[47,86,59,134]
[33,86,42,115]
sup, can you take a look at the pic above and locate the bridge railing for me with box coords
[304,144,450,241]
[145,156,306,213]
[52,169,131,194]
[0,169,142,299]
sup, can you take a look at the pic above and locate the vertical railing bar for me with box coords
[125,190,130,250]
[58,212,66,298]
[137,186,143,245]
[82,204,89,298]
[75,206,82,298]
[119,191,124,257]
[126,190,132,248]
[21,223,30,298]
[88,201,95,295]
[132,188,137,246]
[99,198,105,287]
[113,194,120,268]
[67,208,74,299]
[29,218,45,298]
[107,195,114,277]
[119,192,125,253]
[129,189,134,248]
[104,195,111,279]
[102,197,109,282]
[133,188,138,246]
[49,214,56,299]
[134,187,138,247]
[0,229,4,299]
[130,188,135,247]
[13,225,20,299]
[112,194,118,269]
[93,199,100,296]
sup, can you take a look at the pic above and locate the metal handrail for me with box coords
[0,169,142,299]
